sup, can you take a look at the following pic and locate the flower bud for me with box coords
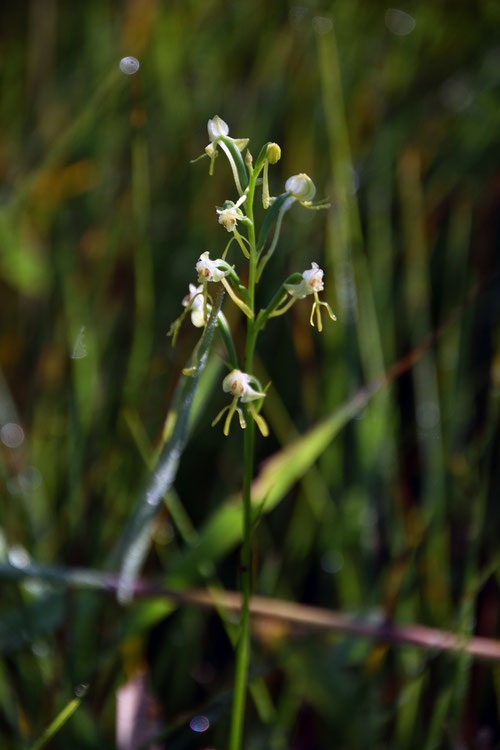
[266,143,281,164]
[285,173,316,202]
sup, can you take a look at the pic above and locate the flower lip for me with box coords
[207,115,229,142]
[285,173,316,202]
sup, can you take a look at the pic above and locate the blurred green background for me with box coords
[0,0,499,748]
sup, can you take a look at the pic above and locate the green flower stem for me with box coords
[253,142,272,173]
[226,269,251,305]
[245,169,258,311]
[255,274,303,331]
[256,192,290,255]
[221,279,254,319]
[229,166,260,750]
[233,229,250,259]
[229,413,255,750]
[256,197,292,281]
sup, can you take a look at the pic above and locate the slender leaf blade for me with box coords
[115,287,225,602]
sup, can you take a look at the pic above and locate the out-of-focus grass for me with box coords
[0,1,499,748]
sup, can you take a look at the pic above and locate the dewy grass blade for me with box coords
[114,287,225,604]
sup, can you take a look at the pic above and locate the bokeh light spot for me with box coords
[1,423,24,448]
[119,56,140,75]
[321,550,344,574]
[8,546,31,569]
[312,16,333,34]
[385,8,416,36]
[190,715,210,733]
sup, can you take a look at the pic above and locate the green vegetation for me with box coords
[0,1,499,748]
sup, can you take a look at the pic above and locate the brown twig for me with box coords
[130,582,500,663]
[2,556,499,663]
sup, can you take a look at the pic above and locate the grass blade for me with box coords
[29,693,85,750]
[114,286,225,603]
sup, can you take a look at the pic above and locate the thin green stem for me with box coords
[229,167,260,750]
[229,415,255,750]
[245,173,258,312]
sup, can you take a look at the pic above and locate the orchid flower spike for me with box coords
[212,370,269,437]
[284,262,337,332]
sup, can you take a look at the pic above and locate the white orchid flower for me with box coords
[217,205,240,232]
[285,173,317,202]
[182,283,205,328]
[216,194,248,233]
[284,262,324,299]
[212,369,268,436]
[197,116,249,190]
[207,115,230,142]
[195,252,232,283]
[195,252,254,320]
[222,370,266,402]
[284,262,337,332]
[167,282,207,344]
[206,116,248,152]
